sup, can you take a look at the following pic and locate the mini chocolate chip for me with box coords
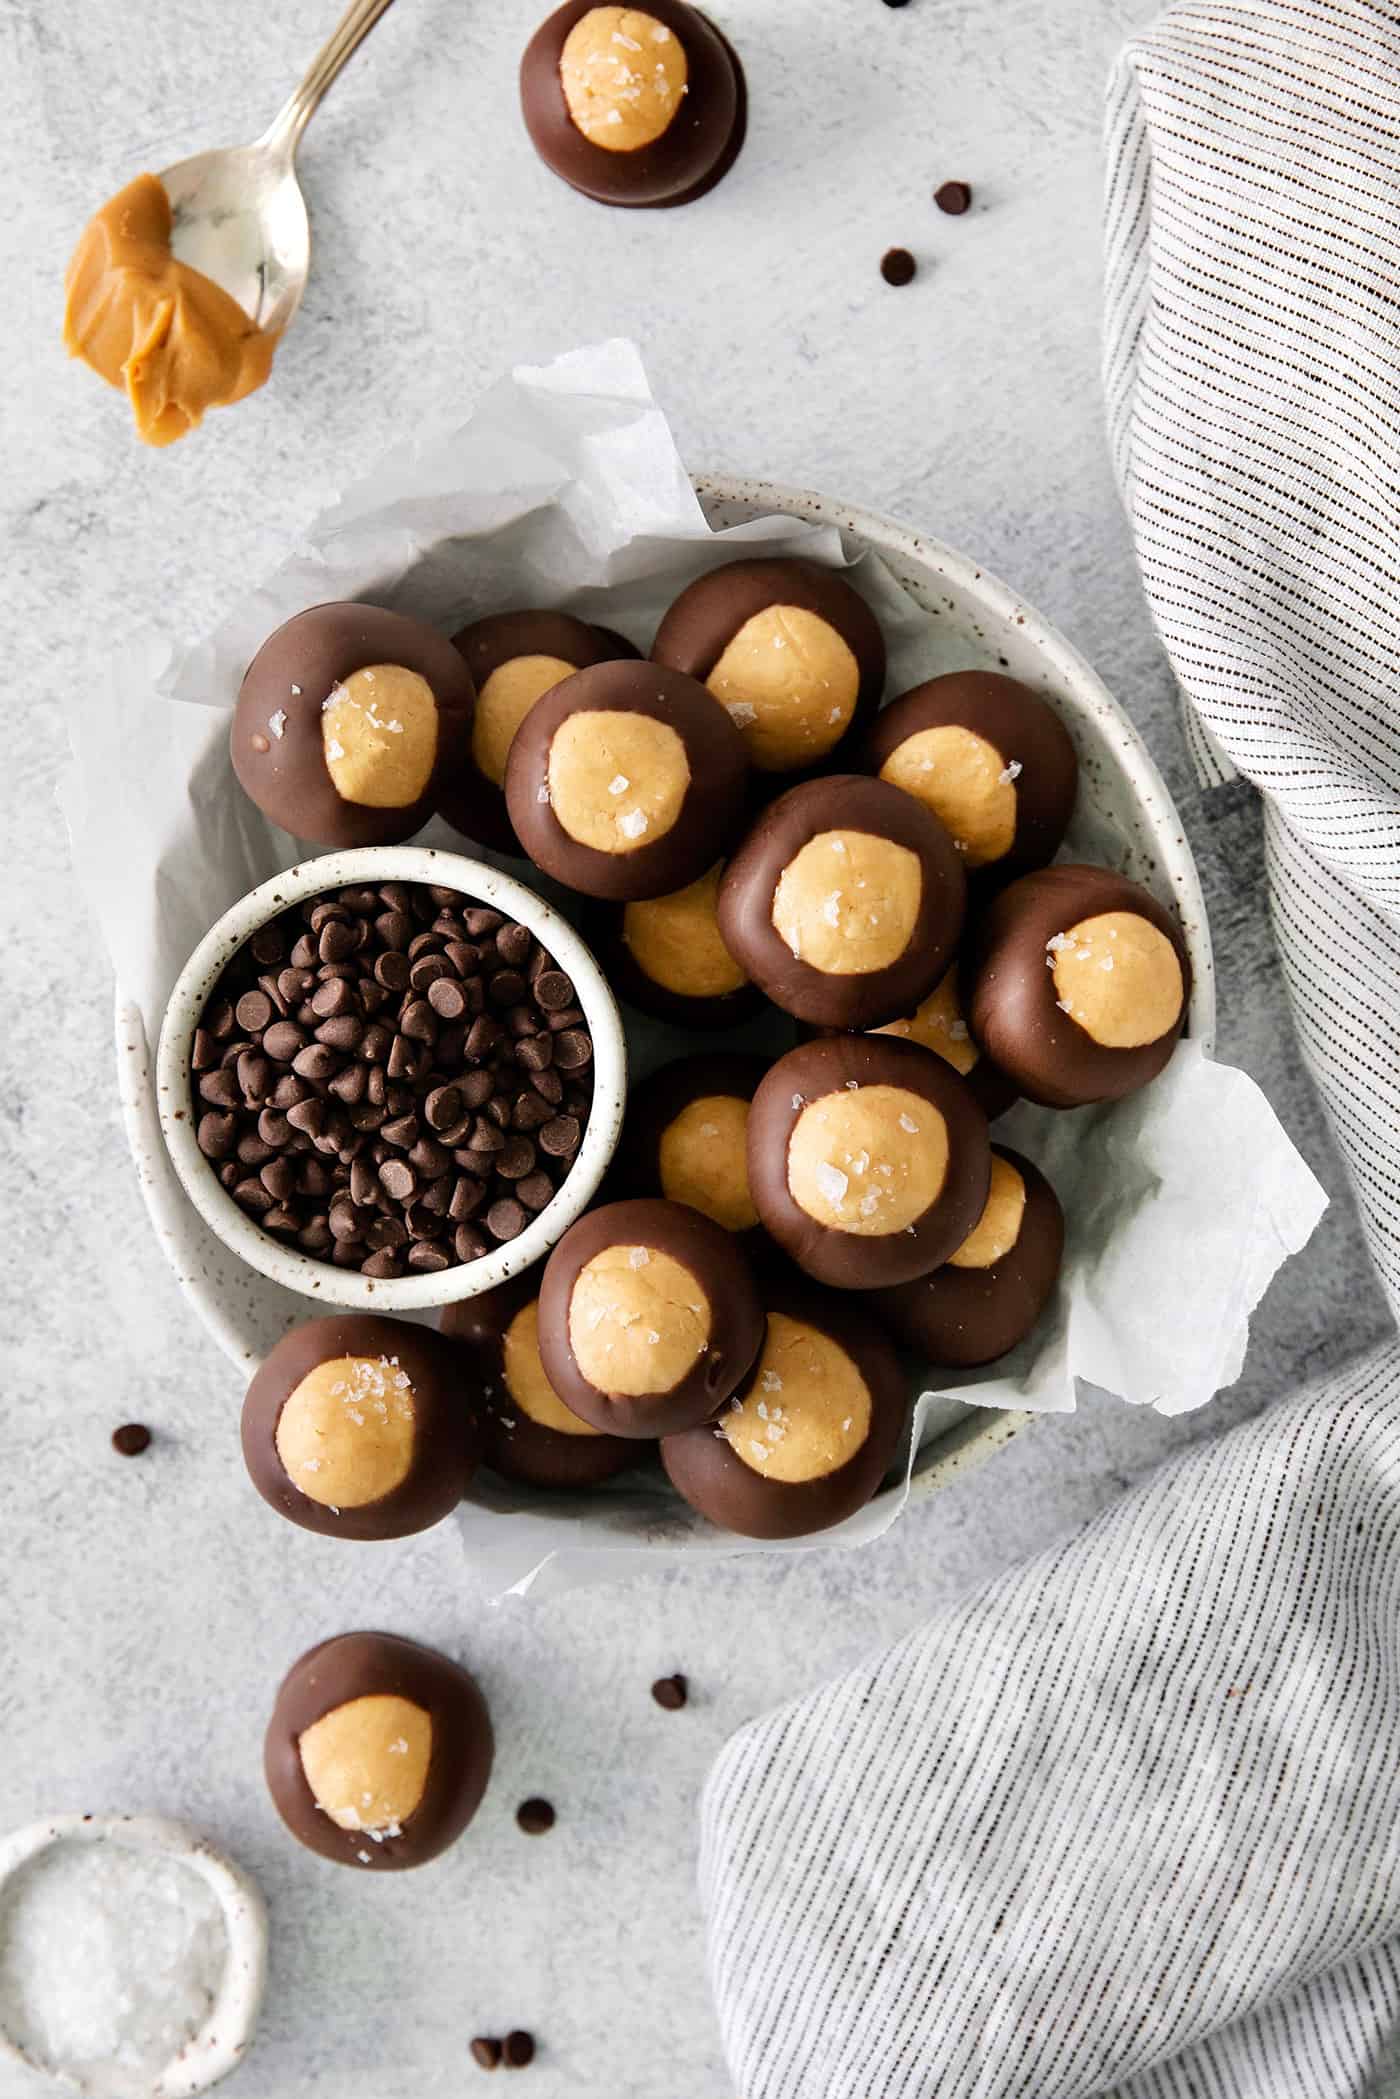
[533,969,574,1011]
[516,1797,555,1835]
[197,1111,237,1159]
[464,907,503,937]
[880,246,917,286]
[406,1241,451,1272]
[471,2038,503,2071]
[455,1223,491,1262]
[112,1423,152,1457]
[319,920,357,963]
[292,1043,340,1082]
[485,1197,527,1241]
[328,1062,368,1106]
[512,1092,552,1131]
[250,922,286,964]
[515,1034,553,1073]
[410,953,452,991]
[428,976,468,1020]
[424,1084,464,1131]
[407,930,446,961]
[496,1137,537,1180]
[401,999,437,1043]
[449,1174,487,1222]
[934,177,972,214]
[350,1157,379,1207]
[191,1028,219,1072]
[545,1005,584,1032]
[234,1177,275,1215]
[517,1172,555,1213]
[488,969,527,1008]
[529,1067,564,1106]
[374,950,411,992]
[361,1248,401,1278]
[539,1115,580,1158]
[286,1097,325,1137]
[552,1030,592,1072]
[503,2032,535,2068]
[466,1015,501,1061]
[651,1674,688,1710]
[468,1116,506,1155]
[381,1113,419,1149]
[317,1014,364,1053]
[493,921,529,966]
[262,1021,306,1062]
[379,1159,417,1202]
[257,1109,293,1148]
[310,977,353,1018]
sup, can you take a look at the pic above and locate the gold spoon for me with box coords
[159,0,398,336]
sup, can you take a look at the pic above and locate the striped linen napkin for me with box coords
[700,6,1400,2094]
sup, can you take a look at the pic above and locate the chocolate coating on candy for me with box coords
[440,610,639,853]
[441,1272,640,1488]
[521,1,746,209]
[967,864,1191,1108]
[873,1146,1064,1367]
[506,660,750,901]
[660,1285,909,1538]
[619,1053,769,1239]
[537,1197,763,1435]
[866,670,1078,883]
[232,602,475,848]
[241,1314,479,1541]
[652,558,887,776]
[748,1034,991,1288]
[717,775,966,1029]
[265,1632,493,1870]
[599,861,766,1029]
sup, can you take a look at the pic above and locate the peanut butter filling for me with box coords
[706,607,860,772]
[560,8,689,151]
[658,1095,758,1232]
[879,725,1018,867]
[771,831,922,976]
[721,1314,871,1483]
[547,710,690,854]
[298,1694,431,1835]
[569,1245,710,1395]
[873,967,979,1076]
[474,655,578,788]
[787,1085,948,1236]
[63,173,276,447]
[321,665,439,809]
[948,1155,1026,1269]
[1049,911,1184,1049]
[622,863,747,997]
[275,1354,418,1508]
[503,1299,601,1437]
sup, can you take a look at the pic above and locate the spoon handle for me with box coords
[262,0,399,159]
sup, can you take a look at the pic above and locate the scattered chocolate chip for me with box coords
[651,1674,688,1711]
[934,178,972,215]
[880,246,917,286]
[503,2032,535,2069]
[191,884,593,1278]
[471,2037,503,2070]
[515,1797,556,1835]
[112,1423,152,1457]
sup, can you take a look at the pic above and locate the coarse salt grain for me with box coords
[537,785,550,804]
[898,1113,920,1134]
[267,710,286,740]
[1046,932,1072,952]
[822,892,842,926]
[0,1841,229,2085]
[999,760,1023,784]
[618,809,648,839]
[608,774,630,796]
[628,1247,650,1268]
[815,1162,849,1205]
[326,739,345,761]
[726,701,757,726]
[290,683,301,696]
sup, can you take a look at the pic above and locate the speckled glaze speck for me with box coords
[0,1813,267,2097]
[120,479,1212,1511]
[152,847,627,1321]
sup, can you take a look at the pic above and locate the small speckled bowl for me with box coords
[155,847,627,1314]
[0,1812,267,2097]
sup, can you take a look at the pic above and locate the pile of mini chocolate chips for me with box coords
[190,882,592,1277]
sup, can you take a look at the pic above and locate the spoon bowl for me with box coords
[163,141,310,336]
[159,0,396,335]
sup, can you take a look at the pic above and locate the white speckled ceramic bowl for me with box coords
[155,847,627,1314]
[0,1813,266,2097]
[118,475,1213,1505]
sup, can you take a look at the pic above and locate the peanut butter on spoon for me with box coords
[63,173,276,447]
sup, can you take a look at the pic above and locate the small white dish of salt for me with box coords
[0,1815,266,2096]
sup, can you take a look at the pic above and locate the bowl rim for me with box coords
[0,1812,267,2097]
[154,846,628,1313]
